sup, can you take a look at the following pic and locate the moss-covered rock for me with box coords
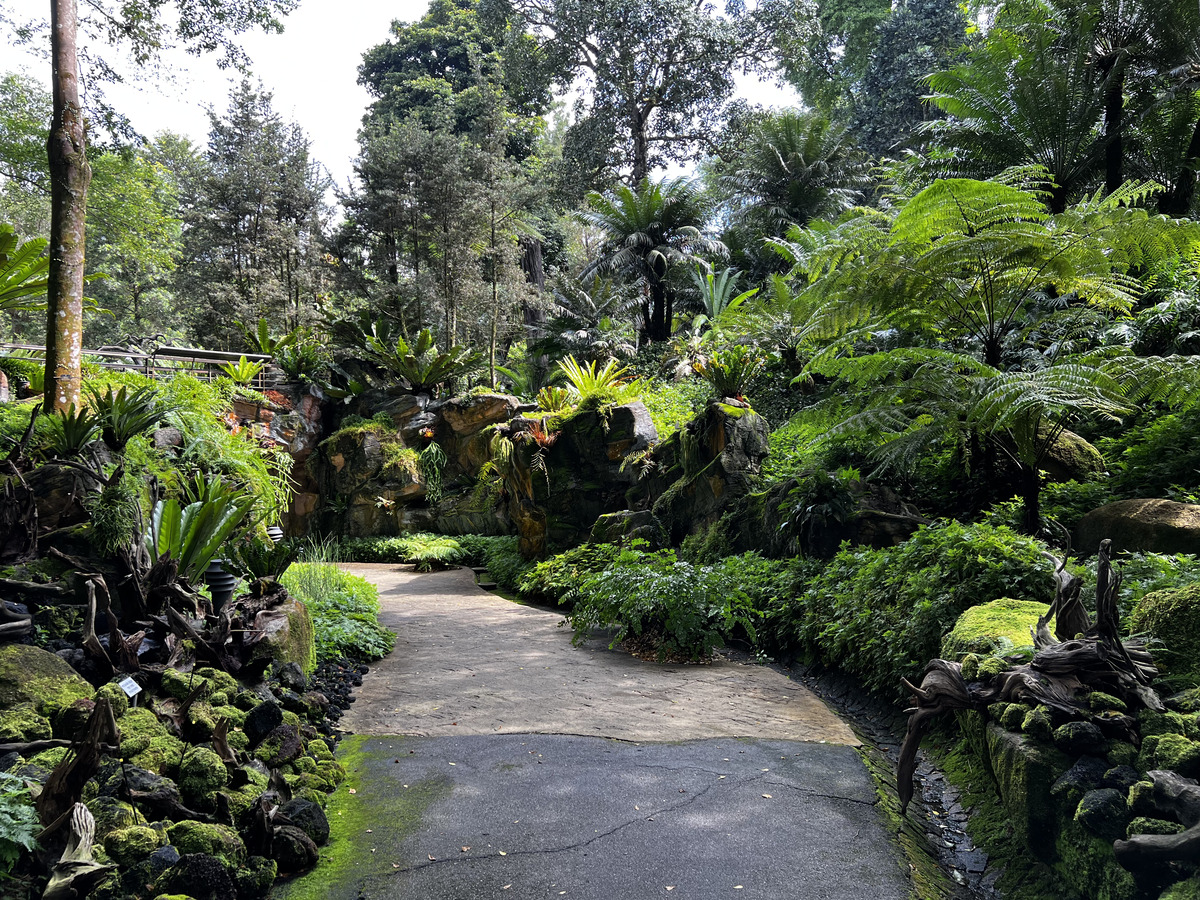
[94,681,130,718]
[1138,733,1200,777]
[195,667,238,697]
[234,856,277,900]
[1075,788,1130,840]
[86,796,139,841]
[942,598,1045,658]
[166,821,246,869]
[1138,708,1200,740]
[120,707,185,775]
[0,643,93,718]
[1000,703,1027,731]
[985,722,1072,856]
[246,596,316,676]
[1088,692,1127,714]
[1126,816,1184,838]
[161,668,213,701]
[1129,583,1200,683]
[0,701,52,741]
[1054,720,1108,756]
[179,746,229,805]
[104,825,164,866]
[1023,705,1055,743]
[978,656,1007,679]
[307,738,333,762]
[28,746,69,769]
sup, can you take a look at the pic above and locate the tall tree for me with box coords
[179,82,328,348]
[580,178,723,342]
[0,71,52,236]
[84,140,184,344]
[502,0,786,185]
[1,0,297,409]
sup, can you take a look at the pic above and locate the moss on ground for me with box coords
[272,734,452,900]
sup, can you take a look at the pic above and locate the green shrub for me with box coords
[566,547,760,661]
[337,533,464,570]
[778,521,1053,696]
[282,563,395,662]
[638,377,709,439]
[0,772,38,874]
[517,543,623,603]
[481,536,534,592]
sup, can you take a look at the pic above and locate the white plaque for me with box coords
[118,676,142,698]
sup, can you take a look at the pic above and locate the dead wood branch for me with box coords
[36,699,120,827]
[41,803,114,900]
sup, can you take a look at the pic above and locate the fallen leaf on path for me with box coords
[503,885,511,890]
[449,762,456,766]
[666,887,675,892]
[499,851,507,856]
[461,846,470,852]
[718,776,726,780]
[348,788,357,794]
[762,794,772,799]
[366,829,372,833]
[392,864,399,868]
[428,855,436,861]
[734,886,744,890]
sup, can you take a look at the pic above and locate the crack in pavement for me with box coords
[385,779,724,876]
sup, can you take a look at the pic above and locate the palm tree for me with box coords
[579,178,725,343]
[722,110,871,236]
[923,21,1110,211]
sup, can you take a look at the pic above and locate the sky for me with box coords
[5,0,800,192]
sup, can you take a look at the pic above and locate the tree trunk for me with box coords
[45,0,92,413]
[1019,463,1041,536]
[648,279,668,342]
[1102,61,1125,196]
[629,104,650,187]
[1159,113,1200,217]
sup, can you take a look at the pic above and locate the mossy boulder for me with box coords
[167,821,246,869]
[1138,708,1200,740]
[1077,498,1200,558]
[234,856,277,900]
[119,707,186,775]
[179,746,229,805]
[86,796,139,841]
[1054,720,1108,756]
[985,722,1072,856]
[1138,733,1200,777]
[1126,816,1184,838]
[1074,788,1130,840]
[156,853,238,900]
[941,598,1045,659]
[1130,583,1200,684]
[246,596,316,676]
[162,668,214,701]
[1023,705,1055,743]
[0,643,93,718]
[93,682,130,718]
[0,701,52,742]
[104,825,164,866]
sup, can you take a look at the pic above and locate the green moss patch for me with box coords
[941,598,1046,659]
[272,735,451,900]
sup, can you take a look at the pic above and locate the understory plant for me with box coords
[282,561,395,662]
[0,772,37,877]
[565,546,759,661]
[778,520,1053,695]
[517,542,624,604]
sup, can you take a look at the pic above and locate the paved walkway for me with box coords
[276,564,913,900]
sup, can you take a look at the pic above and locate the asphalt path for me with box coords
[275,564,913,900]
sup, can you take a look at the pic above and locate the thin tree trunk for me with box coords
[1160,114,1200,216]
[1102,62,1125,196]
[44,0,91,412]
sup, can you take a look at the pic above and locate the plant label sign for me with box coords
[118,676,142,699]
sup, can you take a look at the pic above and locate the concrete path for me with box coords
[275,565,913,900]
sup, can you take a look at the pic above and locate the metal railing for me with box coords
[0,342,275,391]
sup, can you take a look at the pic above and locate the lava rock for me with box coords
[271,824,319,874]
[281,798,330,845]
[1053,720,1108,756]
[146,844,182,879]
[1075,788,1131,841]
[1101,765,1141,793]
[274,661,308,692]
[243,699,284,748]
[255,724,303,768]
[1051,756,1109,805]
[156,852,237,900]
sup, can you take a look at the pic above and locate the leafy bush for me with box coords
[228,535,300,581]
[480,535,534,591]
[145,476,257,585]
[638,376,709,439]
[780,521,1053,696]
[692,343,765,398]
[517,542,623,603]
[0,772,37,875]
[337,533,464,570]
[777,468,861,558]
[559,355,642,409]
[1109,406,1200,500]
[566,547,759,661]
[282,562,395,662]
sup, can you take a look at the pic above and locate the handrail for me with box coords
[0,342,275,391]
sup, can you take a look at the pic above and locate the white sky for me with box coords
[5,0,800,193]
